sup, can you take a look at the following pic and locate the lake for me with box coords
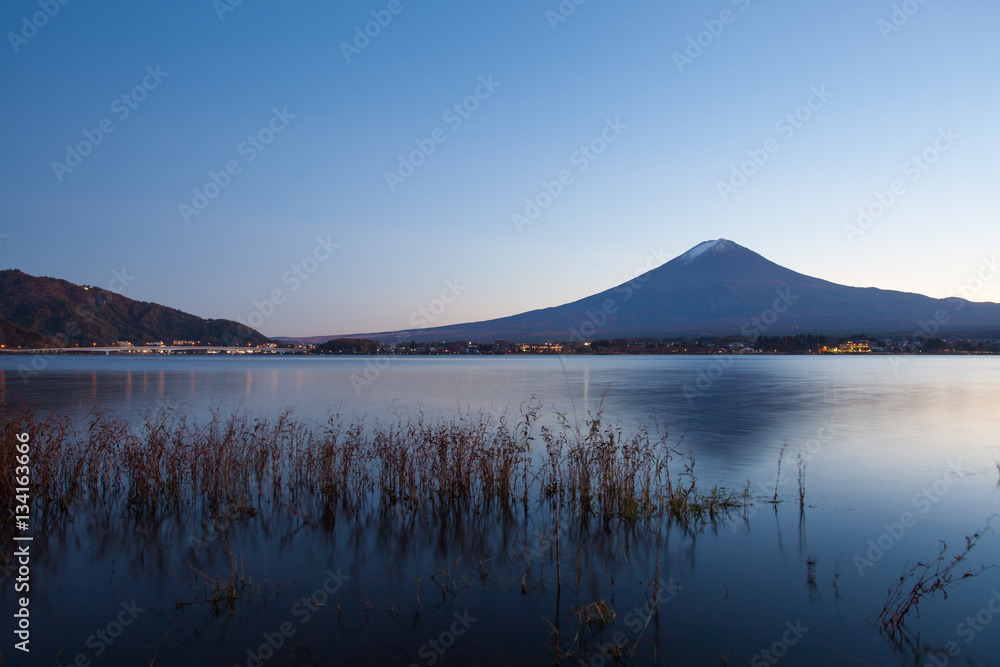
[1,355,998,666]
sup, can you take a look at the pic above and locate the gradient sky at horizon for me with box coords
[1,0,998,336]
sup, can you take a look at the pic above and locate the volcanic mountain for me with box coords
[296,239,1000,344]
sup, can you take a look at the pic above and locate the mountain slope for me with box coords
[300,240,1000,343]
[0,269,269,348]
[0,317,52,348]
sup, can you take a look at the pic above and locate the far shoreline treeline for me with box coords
[3,334,999,356]
[312,334,1000,356]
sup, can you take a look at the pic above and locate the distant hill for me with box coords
[284,239,1000,344]
[0,269,269,348]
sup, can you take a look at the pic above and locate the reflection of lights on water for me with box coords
[245,368,253,395]
[271,370,278,399]
[190,370,196,396]
[296,369,303,399]
[91,370,98,399]
[125,370,132,402]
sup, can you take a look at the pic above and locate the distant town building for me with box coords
[517,343,563,353]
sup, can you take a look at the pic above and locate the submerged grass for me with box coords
[0,402,747,528]
[573,599,616,631]
[181,553,267,614]
[876,518,998,645]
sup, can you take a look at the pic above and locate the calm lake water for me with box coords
[1,355,999,665]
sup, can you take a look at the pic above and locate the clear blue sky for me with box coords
[1,0,998,336]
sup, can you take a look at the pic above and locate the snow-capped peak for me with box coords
[680,239,736,264]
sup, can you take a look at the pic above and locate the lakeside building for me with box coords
[837,340,871,353]
[516,343,564,353]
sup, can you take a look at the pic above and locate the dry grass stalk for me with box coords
[1,402,745,530]
[875,519,996,643]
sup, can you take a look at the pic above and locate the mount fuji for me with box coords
[299,240,1000,343]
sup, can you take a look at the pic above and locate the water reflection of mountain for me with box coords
[564,359,838,474]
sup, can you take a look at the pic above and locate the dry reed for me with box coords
[0,401,745,528]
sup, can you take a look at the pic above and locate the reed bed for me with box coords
[0,402,745,527]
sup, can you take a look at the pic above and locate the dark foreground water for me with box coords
[1,355,999,666]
